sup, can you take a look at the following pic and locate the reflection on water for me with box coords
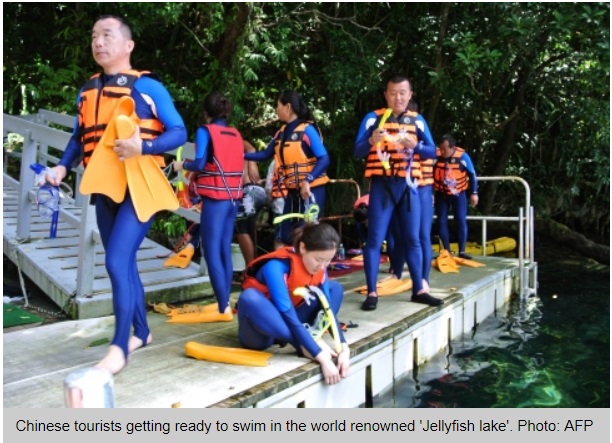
[375,255,610,408]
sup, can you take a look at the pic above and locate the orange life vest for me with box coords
[242,246,326,307]
[417,156,434,186]
[434,147,469,194]
[194,124,245,201]
[269,160,287,198]
[273,122,329,192]
[364,109,421,180]
[78,70,165,167]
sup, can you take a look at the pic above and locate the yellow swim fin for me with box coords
[453,256,486,268]
[434,249,460,273]
[377,278,413,295]
[185,341,272,367]
[163,245,195,269]
[79,97,136,203]
[117,114,179,222]
[354,277,413,296]
[166,309,233,324]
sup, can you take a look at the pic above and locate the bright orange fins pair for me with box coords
[185,341,272,367]
[79,96,178,222]
[432,249,485,273]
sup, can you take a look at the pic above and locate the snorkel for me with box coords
[273,194,320,224]
[293,285,342,353]
[376,108,393,171]
[175,146,192,208]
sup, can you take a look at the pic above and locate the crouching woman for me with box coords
[237,223,350,385]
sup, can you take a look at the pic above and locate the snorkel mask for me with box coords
[30,164,61,239]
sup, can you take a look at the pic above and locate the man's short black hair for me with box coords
[440,134,456,148]
[386,73,412,89]
[96,14,133,40]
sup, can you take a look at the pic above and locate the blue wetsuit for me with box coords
[237,260,346,358]
[380,112,437,283]
[435,151,478,254]
[354,111,436,296]
[183,119,242,313]
[59,74,187,359]
[245,121,330,245]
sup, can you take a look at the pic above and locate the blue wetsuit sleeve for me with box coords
[414,114,436,160]
[460,153,478,194]
[58,93,84,169]
[260,260,322,358]
[59,131,82,169]
[133,76,187,155]
[354,111,378,158]
[244,137,276,162]
[182,127,209,172]
[303,125,329,181]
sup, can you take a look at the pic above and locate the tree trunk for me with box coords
[536,217,610,265]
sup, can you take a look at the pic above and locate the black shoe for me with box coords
[361,295,378,311]
[411,293,444,306]
[458,252,472,260]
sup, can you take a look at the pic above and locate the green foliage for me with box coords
[3,2,609,242]
[150,213,187,245]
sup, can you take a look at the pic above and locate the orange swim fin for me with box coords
[453,256,486,268]
[79,97,136,203]
[163,245,195,269]
[434,249,460,273]
[185,341,272,367]
[117,113,179,222]
[354,277,413,296]
[166,309,233,324]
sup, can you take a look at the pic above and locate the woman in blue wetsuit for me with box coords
[237,223,350,385]
[245,90,330,246]
[174,92,245,322]
[47,15,187,374]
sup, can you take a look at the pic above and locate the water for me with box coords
[375,240,610,408]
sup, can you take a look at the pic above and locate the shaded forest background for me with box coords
[3,2,610,258]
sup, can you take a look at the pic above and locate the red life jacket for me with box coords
[194,124,244,200]
[242,246,326,307]
[78,70,164,167]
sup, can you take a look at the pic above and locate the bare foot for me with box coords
[96,345,126,375]
[128,333,152,354]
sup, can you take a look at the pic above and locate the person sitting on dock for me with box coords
[45,15,187,374]
[236,222,350,385]
[434,134,479,259]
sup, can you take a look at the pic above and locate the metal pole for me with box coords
[519,207,525,299]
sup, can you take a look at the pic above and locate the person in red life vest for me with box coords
[45,15,187,374]
[245,90,330,246]
[434,134,479,259]
[237,223,350,385]
[173,92,245,322]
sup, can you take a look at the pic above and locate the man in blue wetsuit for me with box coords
[354,74,443,310]
[434,134,479,259]
[47,15,187,374]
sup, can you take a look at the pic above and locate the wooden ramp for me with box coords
[3,182,212,320]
